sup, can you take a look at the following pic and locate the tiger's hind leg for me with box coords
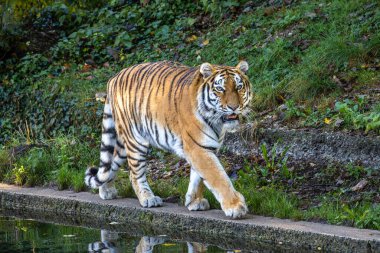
[99,137,127,199]
[185,168,210,211]
[124,137,163,208]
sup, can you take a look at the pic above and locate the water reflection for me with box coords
[0,216,226,253]
[88,230,209,253]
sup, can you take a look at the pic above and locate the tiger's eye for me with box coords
[215,86,224,92]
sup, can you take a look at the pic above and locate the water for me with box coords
[0,216,231,253]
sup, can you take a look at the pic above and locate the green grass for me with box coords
[56,166,71,190]
[305,200,380,230]
[0,135,98,189]
[281,96,380,133]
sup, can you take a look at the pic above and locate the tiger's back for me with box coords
[85,60,252,219]
[108,61,200,157]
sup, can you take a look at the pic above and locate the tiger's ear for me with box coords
[236,61,249,74]
[200,62,214,79]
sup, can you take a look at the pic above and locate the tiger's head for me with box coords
[197,61,252,133]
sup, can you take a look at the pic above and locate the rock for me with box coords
[243,7,252,13]
[305,12,317,19]
[277,104,288,111]
[334,118,344,128]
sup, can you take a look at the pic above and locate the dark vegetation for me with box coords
[0,0,379,229]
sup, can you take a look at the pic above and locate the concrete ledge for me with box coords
[0,184,379,252]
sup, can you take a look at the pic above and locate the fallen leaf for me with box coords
[96,92,107,103]
[163,243,176,246]
[81,63,92,72]
[202,39,209,46]
[63,234,76,238]
[324,118,332,124]
[186,35,198,43]
[351,179,368,192]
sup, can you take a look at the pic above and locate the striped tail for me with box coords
[85,102,126,189]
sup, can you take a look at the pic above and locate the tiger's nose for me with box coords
[227,104,239,111]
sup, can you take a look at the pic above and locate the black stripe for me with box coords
[154,124,161,146]
[186,131,217,152]
[113,160,122,168]
[129,161,146,167]
[87,175,92,186]
[127,140,147,154]
[135,172,145,180]
[195,124,218,143]
[167,68,188,98]
[116,139,124,148]
[103,127,116,135]
[103,113,112,119]
[116,150,127,159]
[94,175,103,185]
[164,127,170,149]
[100,160,112,167]
[126,155,146,162]
[100,142,114,153]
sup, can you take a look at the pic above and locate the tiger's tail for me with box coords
[85,101,123,189]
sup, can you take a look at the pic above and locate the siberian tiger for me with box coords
[85,61,252,219]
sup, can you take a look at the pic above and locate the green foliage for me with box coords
[56,166,71,190]
[305,200,380,230]
[115,171,135,198]
[9,147,53,186]
[345,164,365,180]
[0,149,11,181]
[71,171,86,192]
[200,0,242,17]
[1,136,97,189]
[354,204,380,230]
[247,187,300,219]
[335,98,380,133]
[280,96,380,133]
[260,143,291,179]
[284,99,306,120]
[237,143,291,185]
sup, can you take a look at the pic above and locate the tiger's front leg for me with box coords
[184,144,247,219]
[185,168,210,211]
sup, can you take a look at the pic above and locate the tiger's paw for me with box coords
[221,191,248,219]
[186,197,210,211]
[140,195,163,208]
[99,185,118,200]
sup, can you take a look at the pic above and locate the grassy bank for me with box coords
[1,0,379,142]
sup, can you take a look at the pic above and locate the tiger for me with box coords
[85,60,252,219]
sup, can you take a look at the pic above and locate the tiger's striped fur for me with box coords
[85,61,252,218]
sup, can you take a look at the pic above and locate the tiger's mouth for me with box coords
[222,113,239,123]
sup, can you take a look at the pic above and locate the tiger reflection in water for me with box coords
[88,230,207,253]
